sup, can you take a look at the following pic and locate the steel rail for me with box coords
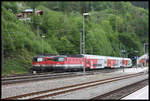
[119,79,148,100]
[3,71,147,100]
[90,79,148,100]
[30,72,147,100]
[2,67,131,80]
[2,68,124,85]
[2,72,76,80]
[2,72,91,85]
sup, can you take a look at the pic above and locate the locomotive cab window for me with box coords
[47,58,53,61]
[37,58,43,62]
[58,57,65,62]
[53,57,65,62]
[33,57,43,62]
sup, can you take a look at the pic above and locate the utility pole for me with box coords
[83,13,85,75]
[123,52,125,72]
[80,30,82,54]
[41,35,45,55]
[144,43,148,54]
[120,43,121,57]
[83,13,90,55]
[83,14,85,54]
[82,13,90,75]
[121,49,125,72]
[2,38,4,69]
[126,52,128,58]
[135,50,139,68]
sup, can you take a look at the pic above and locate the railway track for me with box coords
[3,71,148,100]
[2,68,126,85]
[2,72,89,85]
[90,79,148,100]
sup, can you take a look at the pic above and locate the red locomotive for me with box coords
[31,54,132,73]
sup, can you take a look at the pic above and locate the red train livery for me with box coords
[31,54,132,72]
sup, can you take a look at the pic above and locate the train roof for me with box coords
[66,54,83,57]
[83,54,131,60]
[34,54,131,60]
[34,54,83,58]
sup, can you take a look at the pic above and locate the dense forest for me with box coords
[2,1,149,75]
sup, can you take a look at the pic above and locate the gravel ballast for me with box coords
[2,67,148,99]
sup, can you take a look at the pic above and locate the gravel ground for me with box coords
[1,67,148,99]
[47,73,148,99]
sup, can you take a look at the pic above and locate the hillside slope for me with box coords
[2,1,148,75]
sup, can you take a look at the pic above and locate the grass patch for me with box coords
[2,58,29,76]
[2,49,34,76]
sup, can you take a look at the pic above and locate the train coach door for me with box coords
[85,59,90,69]
[97,59,104,68]
[107,59,111,67]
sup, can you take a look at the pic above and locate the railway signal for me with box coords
[144,43,148,54]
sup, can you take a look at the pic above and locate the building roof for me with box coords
[23,9,33,13]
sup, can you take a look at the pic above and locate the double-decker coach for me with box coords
[83,54,132,69]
